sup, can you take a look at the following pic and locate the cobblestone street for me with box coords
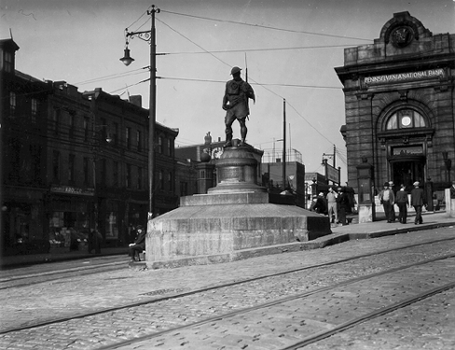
[1,221,455,349]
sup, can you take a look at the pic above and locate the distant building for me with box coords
[175,132,224,194]
[260,148,306,207]
[176,134,309,207]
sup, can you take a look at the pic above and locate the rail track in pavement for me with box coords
[0,236,454,349]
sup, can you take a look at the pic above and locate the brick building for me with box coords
[1,38,180,256]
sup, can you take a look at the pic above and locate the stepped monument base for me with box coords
[145,141,331,269]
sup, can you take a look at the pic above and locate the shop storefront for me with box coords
[47,186,95,253]
[2,188,46,255]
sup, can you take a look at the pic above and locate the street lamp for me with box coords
[120,5,160,219]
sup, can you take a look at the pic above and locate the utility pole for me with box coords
[282,99,286,190]
[120,5,160,220]
[323,144,336,168]
[148,6,158,219]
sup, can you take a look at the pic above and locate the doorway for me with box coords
[391,160,425,191]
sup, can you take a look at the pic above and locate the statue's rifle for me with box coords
[245,53,250,120]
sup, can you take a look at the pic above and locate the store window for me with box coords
[9,92,16,118]
[105,201,119,240]
[4,51,13,72]
[136,130,141,151]
[158,136,164,154]
[31,98,38,123]
[53,109,60,135]
[83,157,89,185]
[68,154,75,183]
[84,116,89,141]
[126,127,131,149]
[168,171,174,192]
[167,138,172,156]
[113,161,119,187]
[69,113,75,139]
[52,151,60,182]
[386,109,426,130]
[137,166,143,190]
[159,170,164,190]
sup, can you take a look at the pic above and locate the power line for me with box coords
[155,76,341,90]
[159,44,364,55]
[160,9,372,42]
[157,18,231,69]
[74,67,145,86]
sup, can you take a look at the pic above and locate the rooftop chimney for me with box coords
[129,95,142,107]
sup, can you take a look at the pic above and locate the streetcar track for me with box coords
[2,236,453,291]
[1,237,454,336]
[281,280,455,350]
[0,261,128,290]
[96,254,455,350]
[2,252,455,350]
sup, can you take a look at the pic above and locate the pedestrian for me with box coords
[378,182,395,223]
[88,228,102,254]
[222,66,255,147]
[450,180,455,199]
[395,184,409,224]
[389,181,397,222]
[336,187,350,225]
[411,181,426,225]
[310,192,327,214]
[326,187,338,224]
[128,225,146,262]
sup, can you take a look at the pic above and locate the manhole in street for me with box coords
[141,288,185,296]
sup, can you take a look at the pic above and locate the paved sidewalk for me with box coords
[1,210,454,269]
[328,210,455,241]
[0,247,128,269]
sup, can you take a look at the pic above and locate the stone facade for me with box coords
[335,12,455,197]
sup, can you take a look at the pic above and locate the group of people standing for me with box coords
[379,181,427,225]
[310,186,354,226]
[311,181,428,226]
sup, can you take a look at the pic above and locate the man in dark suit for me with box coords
[128,225,146,261]
[450,180,455,199]
[411,181,426,225]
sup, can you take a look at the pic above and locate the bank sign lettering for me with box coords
[364,68,445,86]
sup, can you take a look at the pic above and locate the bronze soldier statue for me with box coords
[222,66,255,147]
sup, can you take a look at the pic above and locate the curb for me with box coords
[132,220,455,270]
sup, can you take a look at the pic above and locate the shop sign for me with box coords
[392,145,423,156]
[364,68,445,86]
[50,185,94,196]
[325,163,339,183]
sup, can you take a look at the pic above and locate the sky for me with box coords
[1,0,454,183]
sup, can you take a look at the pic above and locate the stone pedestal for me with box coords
[358,204,375,223]
[445,188,455,217]
[146,141,331,269]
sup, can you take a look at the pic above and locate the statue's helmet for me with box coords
[230,66,242,75]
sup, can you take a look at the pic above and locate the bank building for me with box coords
[335,11,455,206]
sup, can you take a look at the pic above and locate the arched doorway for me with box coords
[378,107,434,190]
[390,157,425,192]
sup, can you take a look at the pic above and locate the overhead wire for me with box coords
[160,9,372,42]
[74,67,145,86]
[113,10,346,153]
[159,44,365,55]
[157,18,231,69]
